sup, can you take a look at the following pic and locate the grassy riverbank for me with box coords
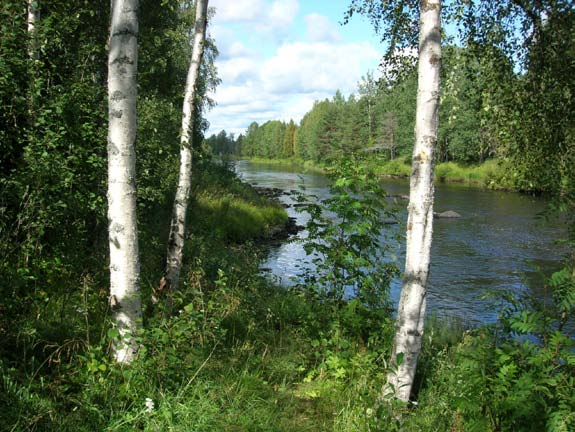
[370,157,513,190]
[243,156,514,190]
[190,161,288,242]
[245,156,328,173]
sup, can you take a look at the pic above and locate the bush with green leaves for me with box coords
[290,155,400,385]
[294,154,400,308]
[402,262,575,432]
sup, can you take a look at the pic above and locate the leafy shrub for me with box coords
[404,263,575,432]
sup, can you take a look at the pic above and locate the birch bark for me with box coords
[107,0,142,364]
[27,0,40,61]
[385,0,441,402]
[158,0,209,305]
[27,0,40,127]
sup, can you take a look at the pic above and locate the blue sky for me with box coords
[206,0,388,136]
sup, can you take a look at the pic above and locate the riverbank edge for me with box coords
[238,157,516,191]
[192,185,291,244]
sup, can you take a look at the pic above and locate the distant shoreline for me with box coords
[234,156,517,192]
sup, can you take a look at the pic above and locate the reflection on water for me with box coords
[235,160,567,327]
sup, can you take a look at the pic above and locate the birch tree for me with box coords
[358,71,377,141]
[157,0,209,306]
[27,0,40,61]
[346,0,442,402]
[386,0,441,401]
[107,0,142,364]
[26,0,40,122]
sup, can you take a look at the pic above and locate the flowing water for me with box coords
[235,160,567,326]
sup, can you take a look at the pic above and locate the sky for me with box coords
[205,0,387,137]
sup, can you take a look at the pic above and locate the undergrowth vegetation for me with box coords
[2,157,573,431]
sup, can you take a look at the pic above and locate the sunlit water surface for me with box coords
[236,160,567,327]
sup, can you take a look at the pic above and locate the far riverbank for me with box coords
[237,156,514,191]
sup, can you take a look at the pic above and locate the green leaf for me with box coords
[107,328,120,339]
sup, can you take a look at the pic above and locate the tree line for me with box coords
[208,4,574,196]
[207,46,492,163]
[223,50,488,165]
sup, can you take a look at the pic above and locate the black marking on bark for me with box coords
[411,159,421,186]
[111,90,125,101]
[423,136,437,148]
[110,294,120,310]
[403,271,425,286]
[113,28,137,37]
[110,109,123,118]
[108,141,120,155]
[111,55,133,65]
[111,236,120,249]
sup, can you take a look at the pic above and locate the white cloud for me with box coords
[268,0,299,31]
[205,3,383,136]
[210,0,298,37]
[304,13,342,42]
[216,57,259,85]
[210,0,267,23]
[226,41,253,58]
[261,41,379,94]
[209,26,258,69]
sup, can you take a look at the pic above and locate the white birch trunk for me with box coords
[27,0,40,61]
[27,0,40,123]
[107,0,142,364]
[385,0,441,402]
[158,0,209,304]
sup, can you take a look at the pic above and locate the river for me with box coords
[235,160,566,327]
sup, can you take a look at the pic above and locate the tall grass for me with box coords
[434,159,511,188]
[4,260,569,431]
[369,157,514,190]
[245,156,513,190]
[194,192,288,242]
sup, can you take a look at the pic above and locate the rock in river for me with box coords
[434,210,461,218]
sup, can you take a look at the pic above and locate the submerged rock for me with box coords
[434,210,462,218]
[265,217,303,241]
[253,186,285,199]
